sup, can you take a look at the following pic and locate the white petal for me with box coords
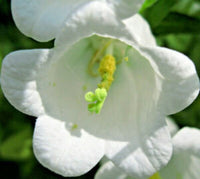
[173,127,200,157]
[95,161,127,179]
[33,115,105,177]
[160,127,200,179]
[55,1,136,47]
[166,117,179,137]
[107,0,145,19]
[123,14,156,46]
[11,0,90,41]
[12,0,144,41]
[1,49,50,116]
[105,116,172,178]
[55,4,154,57]
[140,46,200,115]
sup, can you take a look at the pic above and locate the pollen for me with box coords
[98,55,116,76]
[98,55,116,91]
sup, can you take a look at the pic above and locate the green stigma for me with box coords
[85,54,116,114]
[85,88,107,114]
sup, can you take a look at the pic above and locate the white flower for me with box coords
[11,0,145,42]
[95,127,200,179]
[1,2,199,178]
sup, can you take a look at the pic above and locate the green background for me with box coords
[0,0,199,178]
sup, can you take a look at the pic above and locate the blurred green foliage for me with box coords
[141,0,178,27]
[0,0,199,178]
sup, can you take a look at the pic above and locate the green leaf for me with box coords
[156,34,193,52]
[172,0,200,19]
[141,0,178,27]
[153,12,200,35]
[19,159,36,179]
[140,0,158,13]
[0,128,32,161]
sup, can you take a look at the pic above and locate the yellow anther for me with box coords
[99,55,116,76]
[98,55,116,91]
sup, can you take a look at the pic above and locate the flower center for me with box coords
[84,38,129,114]
[85,54,116,114]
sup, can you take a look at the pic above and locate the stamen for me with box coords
[85,55,116,114]
[116,45,131,64]
[88,40,113,77]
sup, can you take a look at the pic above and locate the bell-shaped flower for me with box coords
[11,0,145,42]
[1,2,199,178]
[95,127,200,179]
